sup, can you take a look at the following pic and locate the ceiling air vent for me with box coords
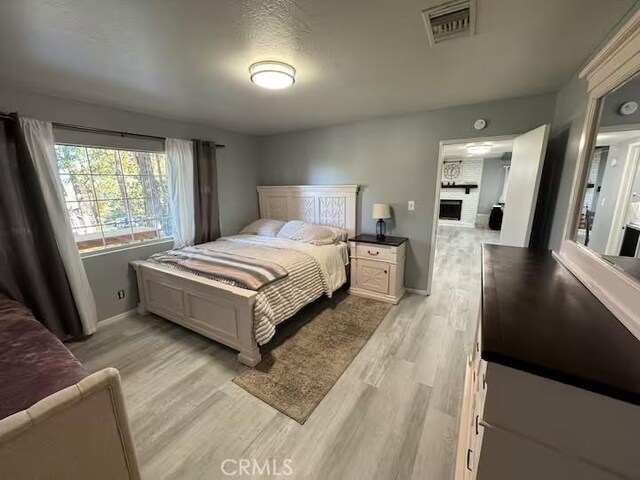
[421,0,476,46]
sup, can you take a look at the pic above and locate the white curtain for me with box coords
[166,138,195,248]
[499,165,511,204]
[19,117,98,335]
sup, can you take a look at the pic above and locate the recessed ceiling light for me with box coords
[465,142,492,155]
[249,61,296,90]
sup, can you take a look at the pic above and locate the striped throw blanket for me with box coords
[150,246,288,290]
[148,236,345,345]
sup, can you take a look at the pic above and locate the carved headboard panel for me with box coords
[257,185,359,238]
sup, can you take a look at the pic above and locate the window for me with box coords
[54,145,172,253]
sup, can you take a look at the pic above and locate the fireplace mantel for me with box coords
[440,183,478,195]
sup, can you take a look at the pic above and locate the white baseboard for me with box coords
[100,308,135,325]
[406,288,429,296]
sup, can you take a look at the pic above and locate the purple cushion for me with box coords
[0,299,88,420]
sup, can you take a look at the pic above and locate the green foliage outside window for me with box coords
[55,145,171,252]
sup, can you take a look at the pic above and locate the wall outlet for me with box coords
[117,289,126,299]
[408,200,415,211]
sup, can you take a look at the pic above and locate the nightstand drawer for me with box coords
[355,259,390,294]
[348,235,407,304]
[356,243,393,262]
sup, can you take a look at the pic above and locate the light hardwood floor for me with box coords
[70,225,499,480]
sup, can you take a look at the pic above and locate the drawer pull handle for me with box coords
[475,415,479,435]
[384,270,387,274]
[482,374,486,390]
[466,449,473,471]
[367,250,379,256]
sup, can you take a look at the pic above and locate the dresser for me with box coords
[348,234,407,304]
[456,245,640,480]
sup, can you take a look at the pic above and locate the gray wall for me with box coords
[478,158,509,215]
[590,140,631,253]
[0,87,260,321]
[545,75,590,250]
[542,5,638,251]
[545,76,640,253]
[544,65,640,252]
[82,239,174,321]
[258,94,556,290]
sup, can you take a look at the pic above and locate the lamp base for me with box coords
[376,219,386,240]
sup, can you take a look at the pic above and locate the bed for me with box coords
[131,185,359,366]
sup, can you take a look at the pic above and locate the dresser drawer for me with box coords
[355,259,390,294]
[455,357,476,480]
[477,424,621,480]
[482,362,640,478]
[356,243,394,262]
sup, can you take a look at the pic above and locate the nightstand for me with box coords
[348,234,407,304]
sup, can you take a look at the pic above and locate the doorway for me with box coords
[426,125,550,294]
[575,127,640,257]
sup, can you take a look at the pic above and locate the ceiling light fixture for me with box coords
[465,142,492,155]
[249,61,296,90]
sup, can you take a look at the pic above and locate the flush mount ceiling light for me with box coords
[249,61,296,90]
[465,142,492,155]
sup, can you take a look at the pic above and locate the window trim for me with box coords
[54,142,172,254]
[80,237,174,259]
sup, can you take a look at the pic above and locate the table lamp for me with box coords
[372,203,391,240]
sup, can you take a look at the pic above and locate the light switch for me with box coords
[408,200,415,211]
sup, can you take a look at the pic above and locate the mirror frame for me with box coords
[557,9,640,339]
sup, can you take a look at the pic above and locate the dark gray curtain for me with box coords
[193,140,221,244]
[0,114,83,340]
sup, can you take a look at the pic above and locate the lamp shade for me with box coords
[372,203,391,219]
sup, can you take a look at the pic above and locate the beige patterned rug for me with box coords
[233,290,392,424]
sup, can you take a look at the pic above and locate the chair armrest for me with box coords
[0,368,141,480]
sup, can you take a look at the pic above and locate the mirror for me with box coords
[573,73,640,282]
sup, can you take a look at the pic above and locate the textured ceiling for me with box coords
[0,0,634,135]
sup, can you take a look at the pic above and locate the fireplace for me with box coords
[439,199,462,220]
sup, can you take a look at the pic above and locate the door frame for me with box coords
[426,134,517,295]
[605,140,640,254]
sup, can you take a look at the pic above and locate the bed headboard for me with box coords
[257,185,359,238]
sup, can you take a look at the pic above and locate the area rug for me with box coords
[233,290,392,424]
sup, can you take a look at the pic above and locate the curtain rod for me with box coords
[0,113,226,149]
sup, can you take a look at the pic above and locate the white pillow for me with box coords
[324,225,348,242]
[240,219,286,237]
[276,220,336,245]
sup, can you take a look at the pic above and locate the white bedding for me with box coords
[336,241,350,266]
[228,234,347,293]
[225,234,347,344]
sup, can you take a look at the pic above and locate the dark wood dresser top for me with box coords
[482,244,640,406]
[348,234,408,247]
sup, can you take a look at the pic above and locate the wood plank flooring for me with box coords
[69,225,499,480]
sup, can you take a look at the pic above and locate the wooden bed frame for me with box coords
[131,185,359,366]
